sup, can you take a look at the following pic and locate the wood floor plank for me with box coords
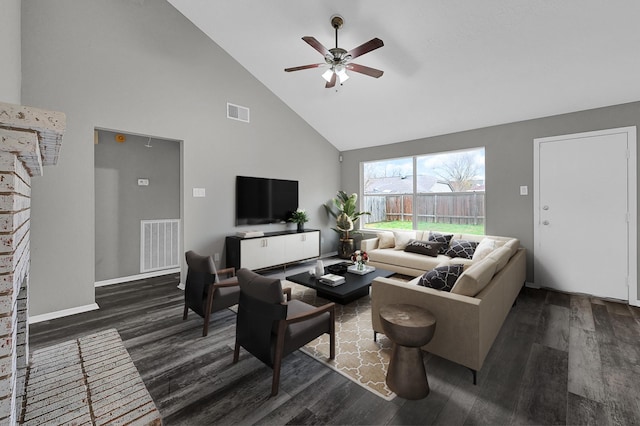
[566,392,608,426]
[511,343,568,425]
[535,303,570,352]
[592,303,640,424]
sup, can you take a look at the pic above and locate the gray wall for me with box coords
[0,0,21,104]
[94,131,180,281]
[342,102,640,296]
[22,0,340,316]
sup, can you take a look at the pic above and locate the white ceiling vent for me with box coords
[227,103,250,123]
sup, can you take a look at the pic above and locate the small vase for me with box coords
[357,262,365,271]
[297,222,304,232]
[315,259,324,278]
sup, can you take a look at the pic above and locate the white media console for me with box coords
[225,229,320,271]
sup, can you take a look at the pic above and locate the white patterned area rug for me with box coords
[284,281,396,401]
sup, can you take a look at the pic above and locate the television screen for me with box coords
[236,176,298,225]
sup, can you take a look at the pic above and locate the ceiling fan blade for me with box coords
[346,63,384,78]
[346,38,384,59]
[302,36,330,57]
[325,72,337,88]
[284,63,324,72]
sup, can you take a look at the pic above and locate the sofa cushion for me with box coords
[393,231,416,250]
[451,258,499,297]
[445,240,478,259]
[404,240,444,257]
[428,231,453,254]
[487,246,512,272]
[472,238,497,262]
[418,264,464,292]
[369,247,444,271]
[377,231,395,249]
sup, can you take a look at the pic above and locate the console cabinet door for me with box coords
[283,231,320,263]
[240,237,285,270]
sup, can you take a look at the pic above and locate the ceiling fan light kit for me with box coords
[285,15,384,88]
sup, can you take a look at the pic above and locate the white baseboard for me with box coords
[525,281,540,289]
[95,268,181,287]
[29,303,100,324]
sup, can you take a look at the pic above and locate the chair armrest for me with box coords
[213,277,239,288]
[286,302,335,325]
[282,287,292,301]
[217,267,236,278]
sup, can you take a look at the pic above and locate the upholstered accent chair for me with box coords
[233,268,335,396]
[184,250,240,337]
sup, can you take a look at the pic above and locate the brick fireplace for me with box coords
[0,102,65,425]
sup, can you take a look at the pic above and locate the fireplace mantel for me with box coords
[0,101,66,424]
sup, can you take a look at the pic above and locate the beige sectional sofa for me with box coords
[362,230,526,383]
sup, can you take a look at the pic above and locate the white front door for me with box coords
[534,127,637,302]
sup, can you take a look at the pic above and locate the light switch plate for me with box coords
[520,185,528,196]
[193,188,206,197]
[137,178,149,186]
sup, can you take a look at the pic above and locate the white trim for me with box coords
[534,126,638,306]
[29,303,100,324]
[95,268,180,287]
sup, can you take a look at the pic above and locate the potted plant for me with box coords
[289,208,309,232]
[324,191,371,258]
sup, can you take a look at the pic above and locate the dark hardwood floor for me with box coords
[30,263,640,425]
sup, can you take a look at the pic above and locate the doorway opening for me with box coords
[94,128,182,286]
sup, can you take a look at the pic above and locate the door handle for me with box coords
[543,220,550,225]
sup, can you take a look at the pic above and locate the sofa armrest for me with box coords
[371,277,483,371]
[361,237,380,252]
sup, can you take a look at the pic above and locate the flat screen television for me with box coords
[236,176,299,225]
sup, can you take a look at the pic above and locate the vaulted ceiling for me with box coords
[168,0,640,151]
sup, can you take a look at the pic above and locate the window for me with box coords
[362,148,485,235]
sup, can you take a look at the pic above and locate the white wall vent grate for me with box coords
[227,102,250,123]
[140,219,180,273]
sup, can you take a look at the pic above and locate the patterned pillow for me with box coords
[418,264,464,292]
[445,240,479,259]
[428,231,453,254]
[404,240,444,257]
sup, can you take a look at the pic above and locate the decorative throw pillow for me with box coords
[428,231,453,254]
[404,240,444,257]
[377,231,395,249]
[418,264,464,292]
[393,231,416,250]
[445,240,478,259]
[472,238,497,262]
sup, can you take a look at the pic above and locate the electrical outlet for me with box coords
[214,253,220,262]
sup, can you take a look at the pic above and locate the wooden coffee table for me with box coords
[286,266,394,304]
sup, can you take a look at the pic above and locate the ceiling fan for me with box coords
[284,15,384,88]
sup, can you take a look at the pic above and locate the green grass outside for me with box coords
[364,221,484,235]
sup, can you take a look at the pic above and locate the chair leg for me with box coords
[271,322,287,397]
[183,304,188,320]
[233,341,240,363]
[271,356,282,397]
[329,309,336,359]
[374,331,377,342]
[202,311,210,337]
[203,285,215,337]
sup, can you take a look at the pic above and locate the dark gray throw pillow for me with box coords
[404,240,444,257]
[428,231,454,254]
[445,240,479,259]
[418,264,464,292]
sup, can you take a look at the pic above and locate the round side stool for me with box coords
[379,303,436,399]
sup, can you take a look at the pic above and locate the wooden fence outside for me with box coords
[364,192,485,225]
